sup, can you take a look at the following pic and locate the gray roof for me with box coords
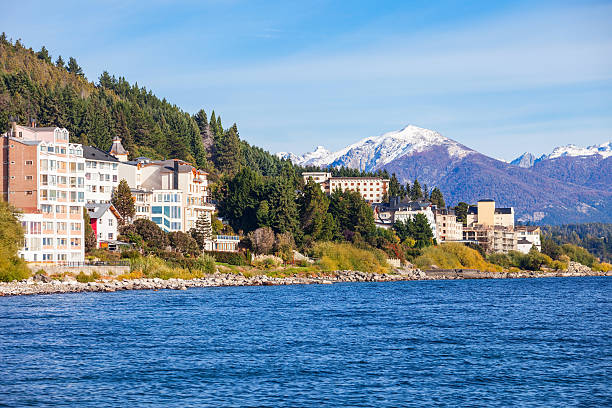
[517,238,532,245]
[83,145,119,162]
[109,139,128,155]
[85,203,117,220]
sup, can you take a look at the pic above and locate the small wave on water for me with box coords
[0,277,610,407]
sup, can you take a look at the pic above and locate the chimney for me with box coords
[11,121,17,137]
[173,160,179,190]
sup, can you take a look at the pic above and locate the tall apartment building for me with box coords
[1,123,85,264]
[463,199,517,253]
[115,149,214,233]
[433,208,463,242]
[83,146,119,203]
[302,172,389,203]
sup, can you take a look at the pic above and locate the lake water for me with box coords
[1,277,611,407]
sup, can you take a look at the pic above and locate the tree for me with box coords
[393,214,434,248]
[190,213,213,250]
[0,201,30,282]
[216,168,263,233]
[214,123,242,176]
[67,57,84,77]
[410,179,422,201]
[36,46,52,64]
[193,109,208,134]
[541,237,561,260]
[275,231,295,263]
[388,173,401,201]
[248,227,275,254]
[83,208,97,252]
[55,55,65,68]
[430,187,445,208]
[299,179,336,243]
[169,231,199,256]
[120,219,169,251]
[454,202,469,226]
[111,179,135,223]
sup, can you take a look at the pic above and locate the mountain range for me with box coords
[277,125,612,225]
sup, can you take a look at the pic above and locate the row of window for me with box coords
[151,206,181,219]
[85,173,117,182]
[41,203,84,214]
[40,159,85,173]
[86,161,118,170]
[40,190,85,203]
[41,175,84,188]
[86,185,113,193]
[39,144,82,156]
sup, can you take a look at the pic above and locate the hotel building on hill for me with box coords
[1,123,85,264]
[302,172,389,204]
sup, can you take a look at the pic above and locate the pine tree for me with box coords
[454,202,469,226]
[189,213,213,250]
[388,173,401,201]
[111,179,135,223]
[36,46,52,64]
[410,179,422,201]
[67,57,84,77]
[214,123,242,176]
[194,109,208,134]
[55,55,65,68]
[299,178,334,242]
[430,187,445,208]
[422,183,429,200]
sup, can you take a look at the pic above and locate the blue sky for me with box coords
[2,0,611,160]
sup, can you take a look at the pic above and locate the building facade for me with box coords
[302,172,389,204]
[83,146,119,203]
[515,226,541,253]
[463,199,518,253]
[1,123,85,264]
[115,150,215,233]
[433,208,463,242]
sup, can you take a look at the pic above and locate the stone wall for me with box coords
[28,264,130,276]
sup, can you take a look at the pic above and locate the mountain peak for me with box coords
[510,152,535,168]
[279,124,474,171]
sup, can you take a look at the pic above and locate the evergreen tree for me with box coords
[430,187,445,208]
[193,109,209,134]
[388,173,401,200]
[454,202,469,226]
[216,167,263,233]
[83,208,97,252]
[111,179,135,223]
[214,123,242,176]
[67,57,84,77]
[299,179,335,243]
[422,183,429,200]
[190,213,213,250]
[55,55,65,69]
[410,179,422,201]
[36,46,52,64]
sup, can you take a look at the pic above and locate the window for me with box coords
[70,206,79,214]
[152,217,162,224]
[25,160,33,165]
[40,159,48,171]
[77,163,84,172]
[108,233,113,240]
[71,222,81,231]
[108,219,113,226]
[43,253,53,261]
[55,205,66,214]
[41,175,48,186]
[57,222,67,232]
[43,222,53,230]
[152,206,162,214]
[58,238,67,246]
[25,191,33,195]
[41,204,52,214]
[43,237,54,246]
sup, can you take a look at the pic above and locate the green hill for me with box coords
[0,34,287,178]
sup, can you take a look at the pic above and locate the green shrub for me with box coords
[252,255,283,269]
[311,242,389,274]
[560,244,596,267]
[203,251,247,266]
[0,258,31,282]
[593,262,612,272]
[76,271,100,283]
[415,243,501,272]
[129,255,215,280]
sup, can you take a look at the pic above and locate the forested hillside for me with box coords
[0,34,287,178]
[541,223,612,262]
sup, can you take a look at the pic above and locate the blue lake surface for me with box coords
[1,277,611,407]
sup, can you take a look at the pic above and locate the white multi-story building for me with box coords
[83,145,119,203]
[393,201,437,239]
[515,226,541,253]
[113,141,214,233]
[302,172,389,204]
[1,123,85,264]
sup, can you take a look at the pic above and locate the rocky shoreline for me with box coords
[1,265,610,297]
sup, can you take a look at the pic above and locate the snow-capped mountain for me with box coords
[510,141,612,167]
[277,125,474,172]
[277,126,612,224]
[510,152,535,168]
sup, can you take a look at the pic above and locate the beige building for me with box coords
[466,199,514,228]
[302,172,389,203]
[463,199,518,253]
[116,151,214,233]
[433,208,463,242]
[1,123,85,264]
